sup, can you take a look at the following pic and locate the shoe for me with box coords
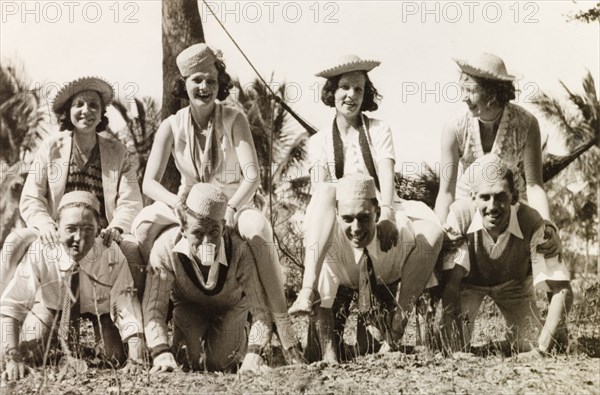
[288,288,316,316]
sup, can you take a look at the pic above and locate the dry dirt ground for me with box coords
[2,344,599,394]
[2,280,599,394]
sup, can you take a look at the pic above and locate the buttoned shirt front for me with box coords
[317,217,415,308]
[0,238,143,341]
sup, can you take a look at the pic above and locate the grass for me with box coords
[2,275,599,394]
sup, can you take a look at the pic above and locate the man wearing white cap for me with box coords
[441,154,572,355]
[0,191,144,381]
[143,183,272,373]
[305,174,436,364]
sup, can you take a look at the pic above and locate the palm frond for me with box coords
[0,62,50,166]
[532,91,578,138]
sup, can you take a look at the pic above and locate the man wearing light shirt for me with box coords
[0,191,144,381]
[142,183,271,373]
[441,154,572,355]
[306,174,437,364]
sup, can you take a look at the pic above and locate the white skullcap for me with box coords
[57,191,101,215]
[336,174,377,201]
[183,183,228,221]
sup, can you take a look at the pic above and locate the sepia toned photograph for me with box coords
[1,0,599,393]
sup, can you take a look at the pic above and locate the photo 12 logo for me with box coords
[1,1,140,24]
[200,1,340,23]
[401,81,539,104]
[401,1,540,23]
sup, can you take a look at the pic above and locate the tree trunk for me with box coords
[597,182,599,275]
[160,0,205,193]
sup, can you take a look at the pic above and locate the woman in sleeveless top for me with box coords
[434,53,561,256]
[1,76,144,295]
[288,55,443,316]
[133,44,301,363]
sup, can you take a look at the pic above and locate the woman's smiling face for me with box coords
[185,65,219,108]
[334,71,366,121]
[69,90,102,132]
[459,74,499,119]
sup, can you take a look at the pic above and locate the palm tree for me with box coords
[0,61,50,245]
[533,71,600,273]
[231,78,311,271]
[110,96,161,185]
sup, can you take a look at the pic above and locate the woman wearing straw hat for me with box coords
[132,43,302,364]
[434,53,561,256]
[1,76,144,296]
[288,55,443,318]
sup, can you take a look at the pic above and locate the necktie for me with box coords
[357,248,379,314]
[59,264,80,346]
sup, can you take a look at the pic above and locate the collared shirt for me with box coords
[444,203,569,291]
[307,116,396,197]
[0,238,143,341]
[352,230,379,265]
[317,217,415,309]
[143,227,271,353]
[172,237,227,290]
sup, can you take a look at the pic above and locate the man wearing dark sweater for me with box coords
[441,154,572,355]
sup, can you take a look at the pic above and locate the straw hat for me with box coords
[453,53,520,81]
[177,43,218,77]
[315,54,381,78]
[51,76,114,114]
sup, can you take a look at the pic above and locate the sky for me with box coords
[1,0,598,174]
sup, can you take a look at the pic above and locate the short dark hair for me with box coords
[321,72,382,112]
[57,95,109,133]
[462,72,516,107]
[172,60,233,101]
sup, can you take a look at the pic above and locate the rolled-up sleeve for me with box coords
[442,211,470,273]
[142,237,175,352]
[530,225,570,291]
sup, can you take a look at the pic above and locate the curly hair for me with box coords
[172,60,233,101]
[320,72,382,112]
[57,95,109,133]
[462,72,516,107]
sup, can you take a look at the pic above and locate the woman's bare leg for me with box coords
[288,185,337,316]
